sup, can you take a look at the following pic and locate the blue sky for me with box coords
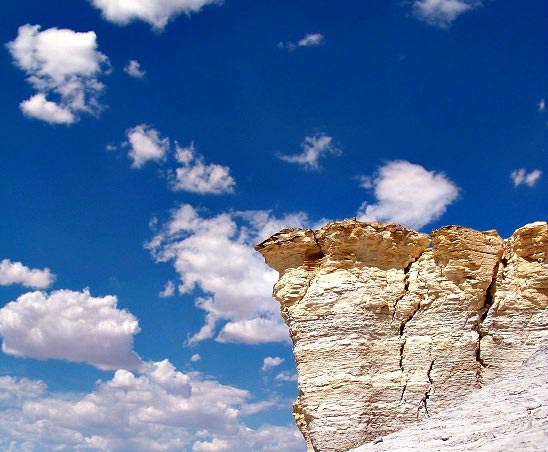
[0,0,545,450]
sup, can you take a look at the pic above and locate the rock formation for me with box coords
[255,220,547,452]
[350,346,548,452]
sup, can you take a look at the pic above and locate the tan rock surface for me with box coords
[256,220,548,452]
[350,346,548,452]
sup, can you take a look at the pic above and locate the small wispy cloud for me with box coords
[277,134,341,171]
[278,33,325,51]
[170,142,235,195]
[538,98,545,112]
[412,0,482,28]
[510,169,542,188]
[121,127,235,194]
[274,371,297,382]
[125,124,170,168]
[124,59,146,78]
[159,280,175,298]
[261,356,284,372]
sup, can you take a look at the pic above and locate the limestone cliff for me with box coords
[255,220,547,452]
[350,346,548,452]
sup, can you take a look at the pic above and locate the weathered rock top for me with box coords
[256,220,548,452]
[256,219,431,272]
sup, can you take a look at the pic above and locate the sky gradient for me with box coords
[0,1,546,450]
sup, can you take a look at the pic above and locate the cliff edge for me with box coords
[256,220,548,452]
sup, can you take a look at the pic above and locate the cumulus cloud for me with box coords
[7,24,109,124]
[124,59,146,78]
[538,98,545,112]
[261,357,284,372]
[412,0,481,28]
[191,353,201,362]
[0,376,46,407]
[193,438,231,451]
[357,160,459,230]
[146,204,309,344]
[0,362,304,451]
[277,134,341,171]
[121,127,236,194]
[0,259,55,289]
[90,0,222,30]
[0,289,142,370]
[278,33,325,51]
[216,318,290,345]
[171,143,235,194]
[511,169,542,188]
[125,124,170,168]
[274,371,298,382]
[19,93,75,124]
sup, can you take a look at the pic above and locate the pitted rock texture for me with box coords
[255,220,548,452]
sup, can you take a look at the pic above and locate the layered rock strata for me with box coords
[255,220,547,452]
[350,346,548,452]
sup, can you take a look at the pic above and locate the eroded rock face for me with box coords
[350,346,548,452]
[255,220,548,452]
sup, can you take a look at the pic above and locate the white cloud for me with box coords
[261,357,284,373]
[216,318,290,345]
[0,376,46,407]
[7,24,109,124]
[412,0,481,28]
[126,124,170,168]
[538,98,545,112]
[19,93,75,124]
[0,289,141,370]
[277,134,341,171]
[193,438,230,451]
[278,33,325,51]
[0,362,304,451]
[159,280,176,298]
[124,59,146,78]
[171,143,235,194]
[190,353,201,362]
[238,399,284,417]
[298,33,325,47]
[511,169,542,188]
[357,160,459,230]
[146,204,309,345]
[90,0,222,30]
[0,259,55,289]
[121,128,236,193]
[240,425,305,452]
[274,371,297,382]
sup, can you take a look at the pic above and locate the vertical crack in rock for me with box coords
[474,253,506,383]
[475,265,498,367]
[418,360,435,417]
[399,339,407,401]
[399,299,421,337]
[256,220,547,452]
[392,259,414,322]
